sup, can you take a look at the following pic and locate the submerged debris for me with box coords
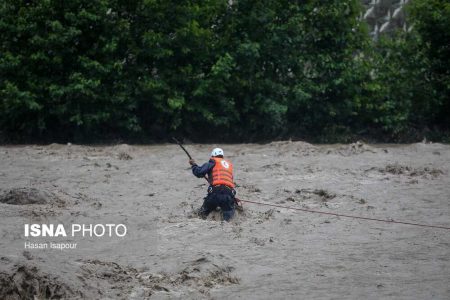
[79,258,239,297]
[373,163,444,178]
[323,141,377,156]
[0,188,64,206]
[0,264,79,299]
[117,151,133,160]
[295,188,336,202]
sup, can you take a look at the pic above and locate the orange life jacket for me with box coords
[210,157,235,188]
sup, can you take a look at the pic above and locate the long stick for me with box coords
[172,137,193,160]
[173,137,208,183]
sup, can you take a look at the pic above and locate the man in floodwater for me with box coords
[189,148,236,221]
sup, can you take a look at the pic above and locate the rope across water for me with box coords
[237,198,450,231]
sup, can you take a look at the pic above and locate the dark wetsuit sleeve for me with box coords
[191,159,215,178]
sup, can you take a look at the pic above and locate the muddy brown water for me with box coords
[0,142,449,299]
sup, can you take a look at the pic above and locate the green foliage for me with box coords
[0,0,448,142]
[408,0,450,127]
[355,32,435,136]
[349,0,450,138]
[284,0,367,138]
[0,0,139,141]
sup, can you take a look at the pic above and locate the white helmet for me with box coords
[211,147,224,157]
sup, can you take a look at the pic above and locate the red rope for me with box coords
[238,199,450,231]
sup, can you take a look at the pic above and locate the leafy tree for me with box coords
[283,0,367,140]
[132,0,231,139]
[408,0,450,127]
[354,32,435,137]
[0,0,138,141]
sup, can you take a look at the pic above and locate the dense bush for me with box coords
[0,0,448,143]
[354,32,435,137]
[408,0,450,128]
[349,0,450,141]
[0,0,140,141]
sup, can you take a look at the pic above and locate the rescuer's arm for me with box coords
[191,159,215,178]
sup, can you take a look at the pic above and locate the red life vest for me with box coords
[210,157,235,188]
